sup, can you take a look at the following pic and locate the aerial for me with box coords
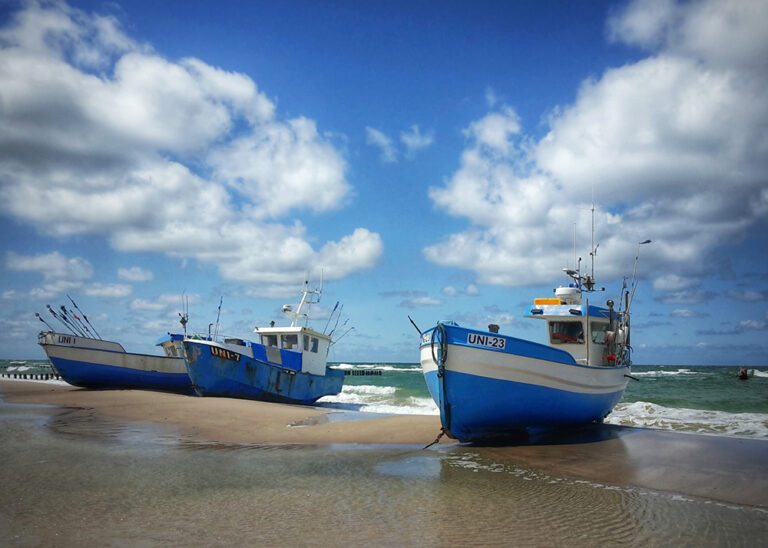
[1,0,766,365]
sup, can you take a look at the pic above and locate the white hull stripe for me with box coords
[42,344,187,374]
[421,344,628,395]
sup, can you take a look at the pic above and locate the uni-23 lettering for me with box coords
[467,333,506,350]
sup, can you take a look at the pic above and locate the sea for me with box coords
[2,360,768,545]
[3,360,768,439]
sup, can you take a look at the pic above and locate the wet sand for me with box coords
[3,380,767,511]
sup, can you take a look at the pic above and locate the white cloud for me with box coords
[442,286,458,297]
[653,274,698,292]
[0,2,380,290]
[726,289,765,302]
[365,126,397,163]
[740,319,767,330]
[401,296,443,308]
[85,283,132,298]
[4,251,94,300]
[425,0,768,288]
[118,266,153,282]
[670,308,703,318]
[400,125,434,156]
[463,107,521,155]
[6,251,93,282]
[130,293,198,311]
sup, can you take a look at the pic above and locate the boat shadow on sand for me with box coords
[462,422,629,447]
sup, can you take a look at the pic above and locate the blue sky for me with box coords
[1,0,767,365]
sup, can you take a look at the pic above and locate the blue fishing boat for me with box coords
[418,241,651,442]
[182,282,345,404]
[38,331,194,394]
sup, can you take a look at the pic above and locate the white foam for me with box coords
[332,363,421,372]
[317,384,439,415]
[605,401,768,439]
[631,368,705,378]
[751,369,768,378]
[341,384,396,396]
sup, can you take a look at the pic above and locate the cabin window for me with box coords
[281,334,299,350]
[549,321,584,344]
[591,322,609,344]
[303,335,310,351]
[263,335,278,347]
[311,337,319,353]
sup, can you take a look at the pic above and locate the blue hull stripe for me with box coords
[424,369,623,441]
[50,356,194,394]
[184,341,343,405]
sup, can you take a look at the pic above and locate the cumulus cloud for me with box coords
[0,2,381,292]
[365,126,397,163]
[400,125,434,156]
[85,283,132,298]
[367,124,434,162]
[118,266,153,282]
[4,251,95,299]
[425,0,768,289]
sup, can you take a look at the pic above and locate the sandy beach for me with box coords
[3,380,767,508]
[2,380,768,546]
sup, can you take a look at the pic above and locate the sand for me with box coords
[3,380,768,510]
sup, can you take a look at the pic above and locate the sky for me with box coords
[1,0,767,365]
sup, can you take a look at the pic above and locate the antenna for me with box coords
[626,239,652,313]
[179,292,189,335]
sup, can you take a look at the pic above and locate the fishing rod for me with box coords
[35,312,56,332]
[59,305,86,336]
[66,307,92,337]
[323,301,339,334]
[626,239,652,314]
[67,294,101,339]
[330,327,354,345]
[213,296,222,339]
[328,304,344,337]
[67,307,94,338]
[46,305,78,335]
[59,305,89,337]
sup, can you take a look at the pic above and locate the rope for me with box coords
[430,323,447,370]
[423,427,447,450]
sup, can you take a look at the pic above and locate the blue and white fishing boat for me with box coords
[38,331,194,394]
[35,297,194,393]
[182,282,345,404]
[419,241,650,442]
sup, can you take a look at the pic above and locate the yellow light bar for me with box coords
[534,298,561,305]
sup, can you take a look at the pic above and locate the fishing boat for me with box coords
[418,241,651,443]
[35,297,193,393]
[182,282,345,404]
[38,331,194,393]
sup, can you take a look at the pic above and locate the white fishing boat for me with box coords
[38,331,193,393]
[35,297,193,393]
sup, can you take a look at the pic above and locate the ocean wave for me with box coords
[317,386,439,415]
[5,365,32,372]
[341,384,396,396]
[331,363,421,372]
[631,368,705,378]
[752,369,768,378]
[605,401,768,439]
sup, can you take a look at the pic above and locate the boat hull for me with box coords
[39,332,193,394]
[420,324,629,441]
[183,339,344,405]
